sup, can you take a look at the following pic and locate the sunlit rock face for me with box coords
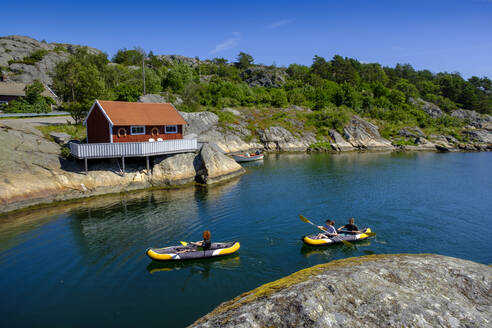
[191,254,492,328]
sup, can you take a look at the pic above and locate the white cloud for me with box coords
[210,33,241,54]
[268,19,294,29]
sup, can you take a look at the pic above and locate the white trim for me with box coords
[130,125,145,135]
[83,100,114,126]
[165,125,178,134]
[109,122,113,143]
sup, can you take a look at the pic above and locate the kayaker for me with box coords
[255,149,261,155]
[316,220,338,239]
[190,230,212,250]
[337,218,361,234]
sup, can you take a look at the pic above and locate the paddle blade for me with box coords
[299,215,312,224]
[341,240,354,247]
[180,241,188,246]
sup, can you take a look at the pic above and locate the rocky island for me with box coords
[190,254,492,328]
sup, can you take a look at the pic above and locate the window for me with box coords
[165,125,178,134]
[130,126,145,135]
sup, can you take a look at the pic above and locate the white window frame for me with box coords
[165,125,178,134]
[130,126,145,135]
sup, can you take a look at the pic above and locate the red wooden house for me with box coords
[84,100,187,143]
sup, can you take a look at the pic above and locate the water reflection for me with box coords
[146,255,241,277]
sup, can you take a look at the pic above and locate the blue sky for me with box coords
[3,0,491,78]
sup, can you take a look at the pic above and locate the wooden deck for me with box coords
[69,139,198,159]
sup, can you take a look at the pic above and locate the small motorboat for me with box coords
[302,228,373,246]
[146,241,240,261]
[233,153,264,162]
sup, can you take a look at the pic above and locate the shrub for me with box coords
[307,107,350,134]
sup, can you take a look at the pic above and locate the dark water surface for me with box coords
[1,152,491,327]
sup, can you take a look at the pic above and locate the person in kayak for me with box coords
[337,218,361,234]
[190,230,212,250]
[316,220,338,239]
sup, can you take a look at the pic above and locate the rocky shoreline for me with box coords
[190,254,492,328]
[0,119,245,214]
[1,106,491,215]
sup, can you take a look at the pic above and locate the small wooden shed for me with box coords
[84,100,187,143]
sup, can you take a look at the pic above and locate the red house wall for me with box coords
[86,104,110,143]
[112,125,183,143]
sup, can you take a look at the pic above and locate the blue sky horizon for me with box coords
[2,0,491,79]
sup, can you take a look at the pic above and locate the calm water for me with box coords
[1,152,491,327]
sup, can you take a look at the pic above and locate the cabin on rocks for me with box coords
[69,100,197,174]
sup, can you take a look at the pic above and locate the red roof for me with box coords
[95,100,187,126]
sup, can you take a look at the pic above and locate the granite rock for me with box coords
[191,254,492,328]
[343,115,394,150]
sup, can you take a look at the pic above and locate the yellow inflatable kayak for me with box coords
[303,228,373,246]
[146,241,240,261]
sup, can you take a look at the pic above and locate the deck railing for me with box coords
[69,139,198,159]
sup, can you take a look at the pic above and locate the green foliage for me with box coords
[24,80,46,104]
[114,83,141,101]
[112,48,145,66]
[64,102,87,124]
[214,109,238,124]
[307,107,350,134]
[4,98,51,113]
[270,88,288,108]
[4,80,52,113]
[52,48,107,110]
[162,63,197,92]
[309,141,333,151]
[36,123,86,141]
[395,79,419,99]
[8,49,49,65]
[236,52,254,69]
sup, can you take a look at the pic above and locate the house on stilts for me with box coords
[69,100,197,173]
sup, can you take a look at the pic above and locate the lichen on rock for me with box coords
[190,254,492,328]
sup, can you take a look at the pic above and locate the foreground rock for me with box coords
[191,254,492,328]
[0,120,244,213]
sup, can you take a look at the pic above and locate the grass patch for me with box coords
[8,49,49,65]
[309,141,333,151]
[392,137,416,146]
[36,123,86,141]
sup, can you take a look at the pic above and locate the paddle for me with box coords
[299,215,354,247]
[180,241,188,246]
[339,230,376,237]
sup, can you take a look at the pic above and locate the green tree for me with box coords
[162,63,197,92]
[24,80,46,104]
[395,79,419,99]
[329,55,360,85]
[359,63,388,85]
[286,64,310,82]
[114,83,141,102]
[113,47,145,66]
[236,52,254,69]
[311,55,331,79]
